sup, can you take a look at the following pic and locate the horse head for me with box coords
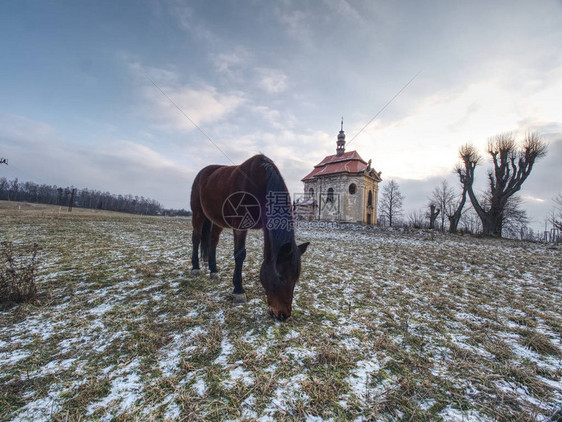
[260,241,309,321]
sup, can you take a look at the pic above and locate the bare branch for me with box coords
[522,132,547,159]
[554,193,562,208]
[459,143,481,165]
[488,133,515,156]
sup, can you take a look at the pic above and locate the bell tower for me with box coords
[336,117,346,156]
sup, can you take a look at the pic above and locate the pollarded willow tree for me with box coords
[448,144,479,234]
[459,133,547,237]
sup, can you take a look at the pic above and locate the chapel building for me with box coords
[299,120,382,225]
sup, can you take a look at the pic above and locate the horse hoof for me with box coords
[233,293,246,304]
[210,272,220,280]
[191,269,200,276]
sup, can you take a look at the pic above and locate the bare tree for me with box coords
[8,178,19,201]
[554,193,562,231]
[457,204,481,234]
[430,180,455,231]
[0,177,8,200]
[460,133,547,237]
[427,204,440,229]
[408,208,426,229]
[379,180,404,227]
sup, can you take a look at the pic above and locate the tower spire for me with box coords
[336,117,346,156]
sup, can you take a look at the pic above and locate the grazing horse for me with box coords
[190,154,309,321]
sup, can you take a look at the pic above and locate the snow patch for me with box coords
[89,303,114,316]
[0,349,30,365]
[87,358,143,419]
[193,377,207,396]
[214,335,234,366]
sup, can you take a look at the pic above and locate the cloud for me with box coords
[276,8,315,50]
[212,47,253,82]
[255,68,288,94]
[351,63,562,183]
[0,114,58,143]
[521,195,545,203]
[0,113,195,209]
[167,1,219,45]
[322,0,367,27]
[127,60,247,133]
[127,60,180,85]
[142,83,245,132]
[213,51,289,94]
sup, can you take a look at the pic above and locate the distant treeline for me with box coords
[0,177,191,217]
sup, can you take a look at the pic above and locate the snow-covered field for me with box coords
[1,203,561,421]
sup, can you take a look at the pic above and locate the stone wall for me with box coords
[302,173,379,224]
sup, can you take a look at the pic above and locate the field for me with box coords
[1,201,561,421]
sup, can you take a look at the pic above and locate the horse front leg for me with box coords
[208,224,223,280]
[232,229,248,304]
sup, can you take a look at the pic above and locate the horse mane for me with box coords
[259,155,295,262]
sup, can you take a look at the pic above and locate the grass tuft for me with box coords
[0,241,39,307]
[519,328,561,356]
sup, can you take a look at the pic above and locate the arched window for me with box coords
[327,187,334,203]
[348,183,357,194]
[368,190,373,207]
[308,187,314,199]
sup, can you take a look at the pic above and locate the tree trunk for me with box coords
[481,208,503,237]
[448,187,467,234]
[448,214,460,233]
[429,205,440,229]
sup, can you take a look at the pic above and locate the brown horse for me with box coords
[190,154,309,321]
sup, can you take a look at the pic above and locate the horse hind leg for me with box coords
[208,224,222,280]
[191,213,207,276]
[191,231,201,276]
[200,218,211,263]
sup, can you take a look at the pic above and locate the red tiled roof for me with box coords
[302,150,369,181]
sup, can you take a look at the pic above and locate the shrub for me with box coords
[0,241,39,305]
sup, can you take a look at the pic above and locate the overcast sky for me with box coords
[1,0,561,230]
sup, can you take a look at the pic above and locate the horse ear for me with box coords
[298,242,310,255]
[276,242,293,262]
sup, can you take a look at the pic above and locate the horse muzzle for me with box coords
[269,308,290,322]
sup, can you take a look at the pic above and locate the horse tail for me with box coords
[200,218,211,262]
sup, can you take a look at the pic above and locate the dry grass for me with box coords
[0,201,561,421]
[519,328,561,356]
[0,241,39,307]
